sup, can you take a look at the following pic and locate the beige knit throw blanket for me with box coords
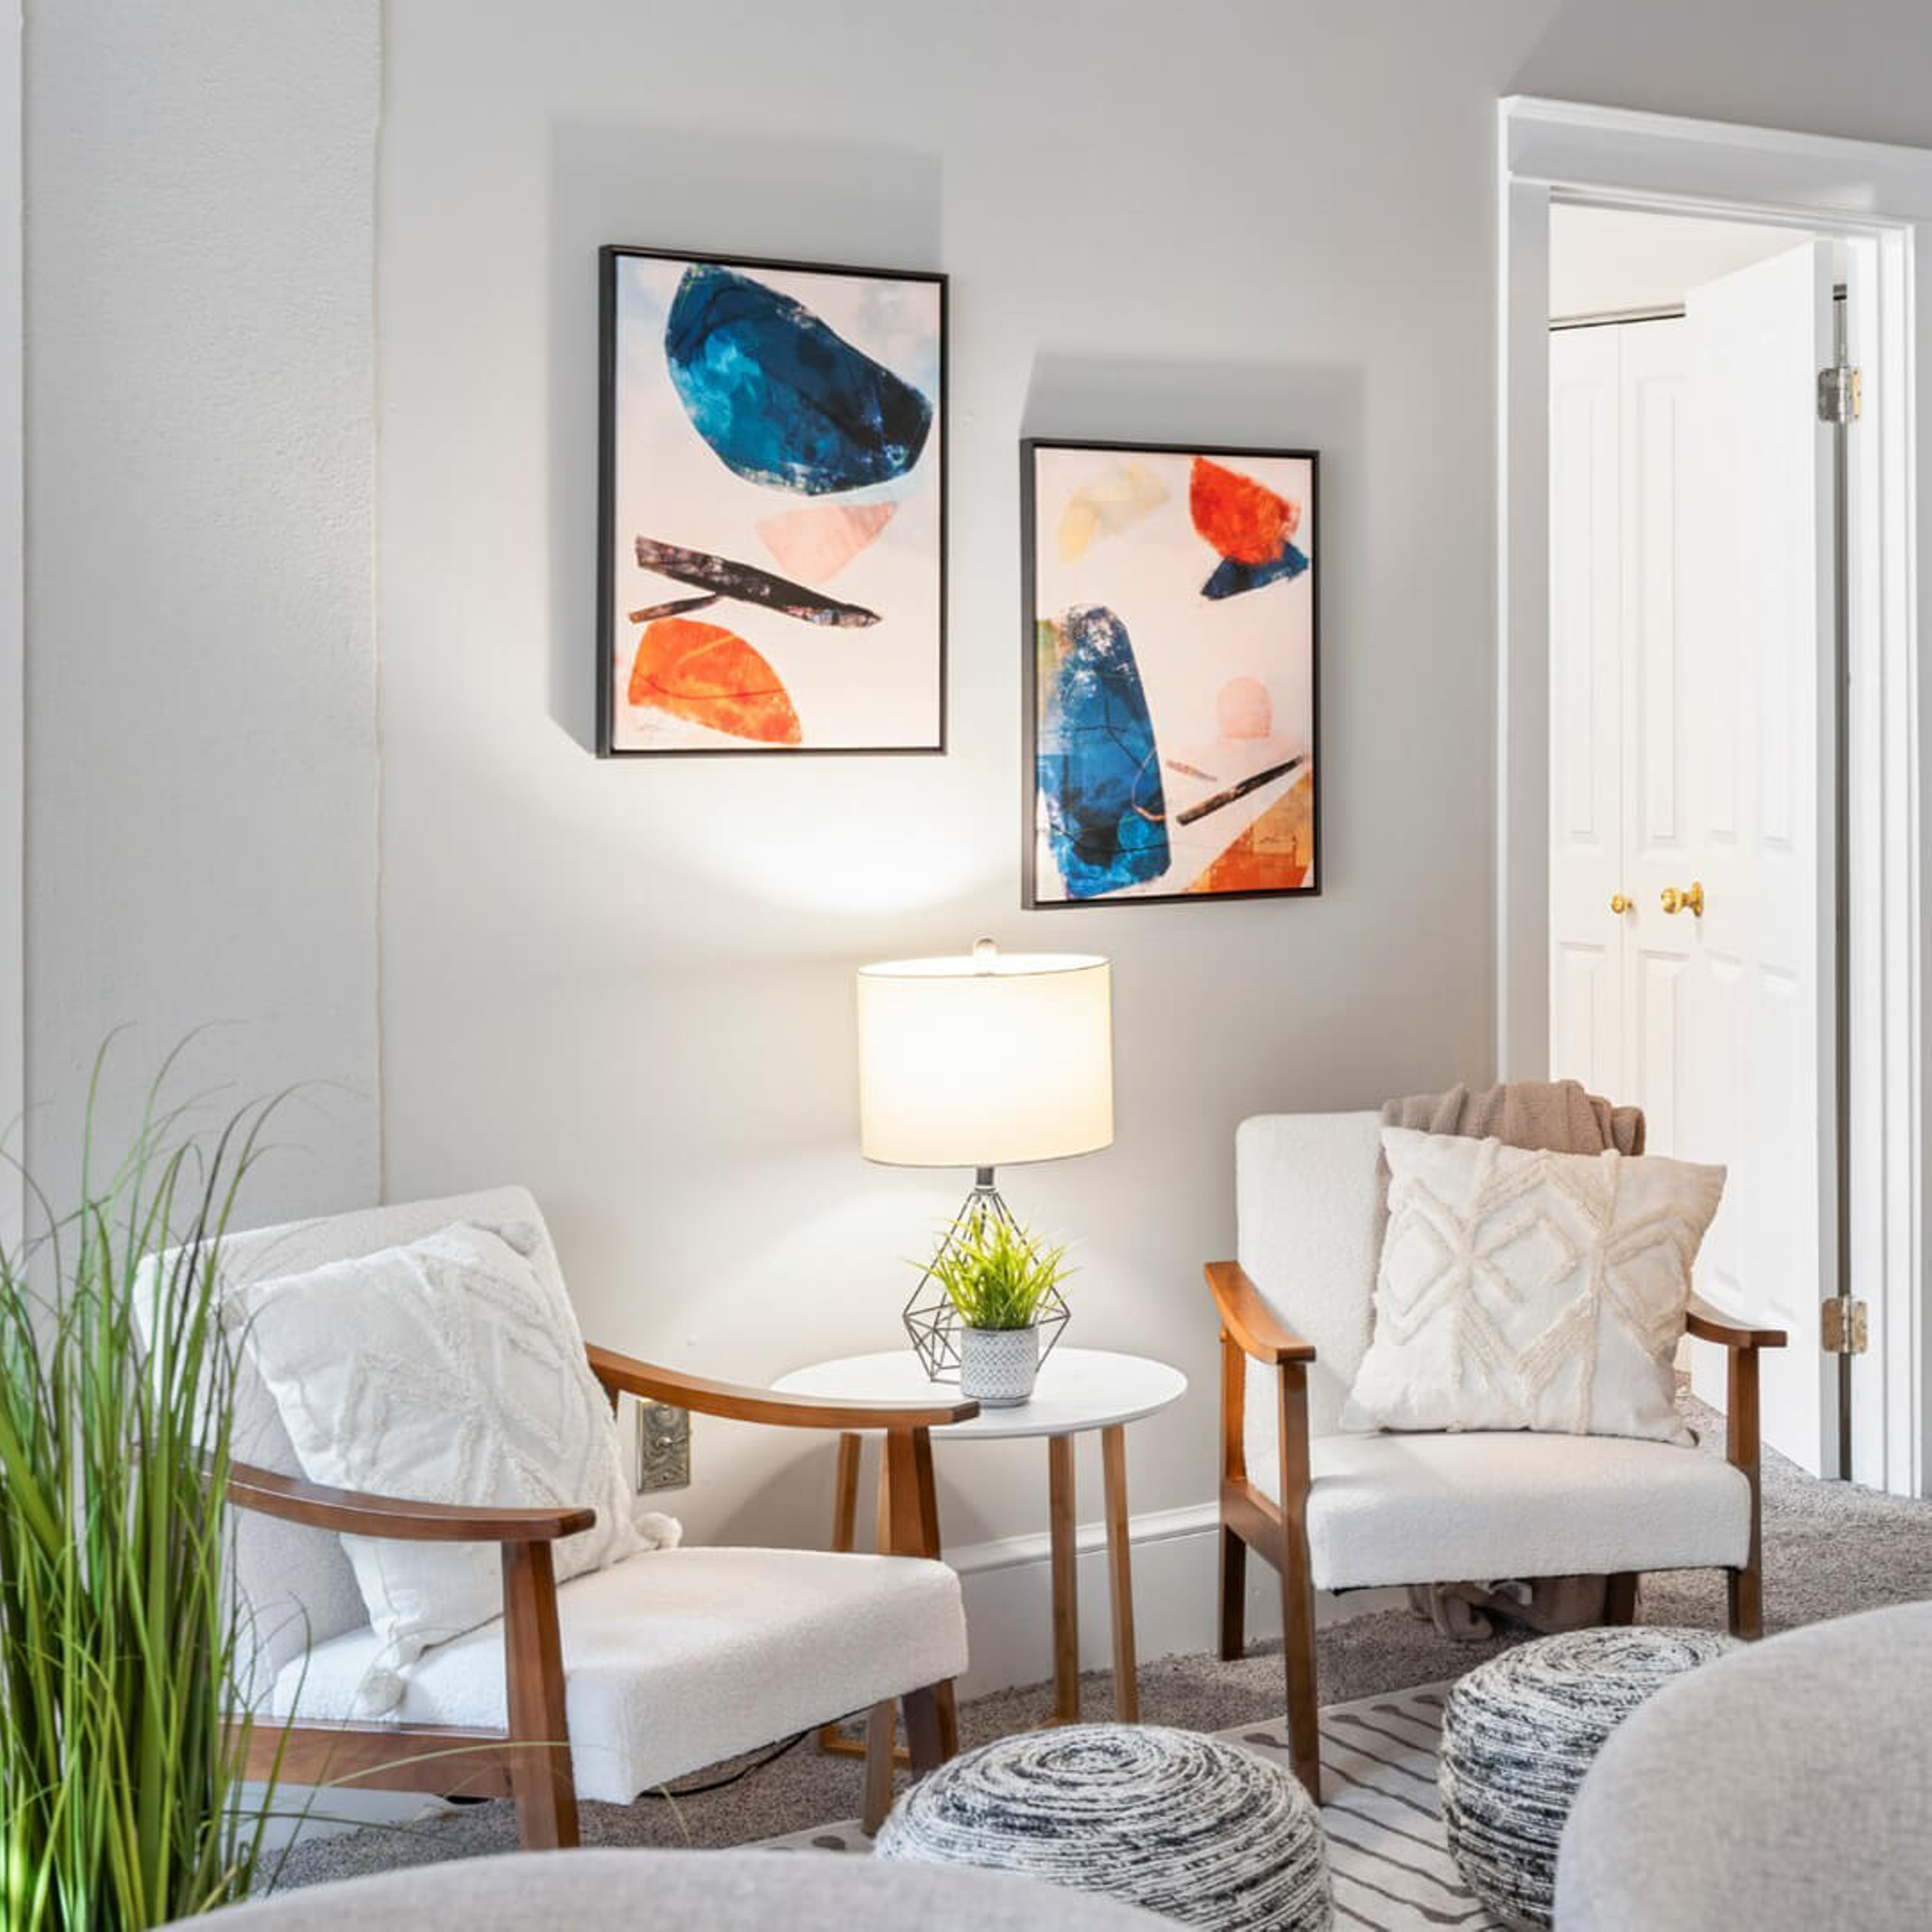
[1376,1078,1646,1641]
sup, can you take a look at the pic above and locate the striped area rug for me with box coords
[760,1682,1499,1929]
[1239,1683,1497,1930]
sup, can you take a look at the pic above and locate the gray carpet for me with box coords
[263,1397,1932,1889]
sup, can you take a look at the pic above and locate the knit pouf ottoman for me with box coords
[1440,1627,1741,1929]
[877,1722,1331,1931]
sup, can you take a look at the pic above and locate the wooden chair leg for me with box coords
[1728,1564,1763,1640]
[501,1540,579,1850]
[860,1699,897,1835]
[1726,1345,1766,1640]
[1218,1328,1251,1663]
[1277,1365,1321,1799]
[1604,1572,1640,1625]
[909,1428,962,1756]
[903,1682,949,1773]
[817,1435,904,1762]
[878,1425,963,1762]
[1219,1523,1248,1661]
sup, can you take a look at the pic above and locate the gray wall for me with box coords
[376,0,1523,1546]
[23,0,1932,1548]
[372,0,1932,1547]
[24,1,380,1220]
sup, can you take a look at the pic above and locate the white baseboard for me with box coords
[950,1499,1401,1700]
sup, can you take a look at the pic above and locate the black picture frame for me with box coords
[1021,436,1322,908]
[597,245,949,758]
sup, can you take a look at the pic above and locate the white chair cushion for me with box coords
[1236,1111,1382,1438]
[260,1546,969,1803]
[1244,1414,1749,1589]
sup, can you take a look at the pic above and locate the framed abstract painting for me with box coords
[598,246,946,756]
[1022,437,1320,906]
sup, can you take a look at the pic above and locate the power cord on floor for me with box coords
[635,1726,813,1800]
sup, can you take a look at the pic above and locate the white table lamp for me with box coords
[856,939,1113,1377]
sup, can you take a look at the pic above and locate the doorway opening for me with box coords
[1545,203,1846,1478]
[1498,99,1932,1500]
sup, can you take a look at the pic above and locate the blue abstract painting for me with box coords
[665,265,934,496]
[1027,442,1319,904]
[601,249,945,755]
[1034,605,1171,899]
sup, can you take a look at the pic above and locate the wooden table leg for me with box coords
[1048,1433,1080,1723]
[832,1431,861,1555]
[1100,1424,1139,1722]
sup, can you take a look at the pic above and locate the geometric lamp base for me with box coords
[902,1166,1070,1383]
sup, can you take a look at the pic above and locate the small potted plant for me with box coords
[923,1213,1071,1407]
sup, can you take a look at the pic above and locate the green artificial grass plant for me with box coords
[0,1050,288,1929]
[921,1210,1071,1331]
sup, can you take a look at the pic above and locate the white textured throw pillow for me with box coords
[226,1221,677,1712]
[1342,1129,1724,1445]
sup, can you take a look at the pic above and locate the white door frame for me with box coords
[1498,96,1930,1497]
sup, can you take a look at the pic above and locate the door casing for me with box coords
[1498,97,1931,1498]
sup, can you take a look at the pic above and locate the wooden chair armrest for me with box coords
[584,1344,980,1431]
[1205,1261,1317,1365]
[227,1461,597,1544]
[1686,1294,1787,1350]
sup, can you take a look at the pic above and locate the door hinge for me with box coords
[1821,1295,1868,1355]
[1817,363,1862,425]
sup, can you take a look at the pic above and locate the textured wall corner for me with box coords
[22,0,383,1218]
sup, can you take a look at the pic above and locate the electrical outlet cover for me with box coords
[635,1401,691,1492]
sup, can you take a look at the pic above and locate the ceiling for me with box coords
[1549,204,1824,321]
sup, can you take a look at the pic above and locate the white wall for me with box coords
[23,1,381,1221]
[374,0,1514,1560]
[0,1,19,1250]
[373,0,1932,1574]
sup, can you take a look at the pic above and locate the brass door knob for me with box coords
[1609,893,1633,915]
[1660,881,1705,917]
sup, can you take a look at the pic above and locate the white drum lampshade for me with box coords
[856,943,1113,1171]
[857,941,1112,1381]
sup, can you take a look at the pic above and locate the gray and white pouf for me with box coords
[877,1722,1332,1931]
[1440,1626,1741,1929]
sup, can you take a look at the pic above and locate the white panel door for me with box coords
[1547,325,1624,1095]
[1678,243,1836,1475]
[1617,321,1693,1156]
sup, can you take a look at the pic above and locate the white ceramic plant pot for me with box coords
[958,1324,1040,1408]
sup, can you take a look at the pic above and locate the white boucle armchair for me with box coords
[193,1188,973,1849]
[1208,1113,1785,1797]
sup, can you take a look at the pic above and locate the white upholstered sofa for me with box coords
[1209,1111,1784,1795]
[1556,1602,1932,1929]
[164,1849,1164,1928]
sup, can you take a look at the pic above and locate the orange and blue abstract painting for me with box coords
[599,249,945,755]
[1024,441,1319,904]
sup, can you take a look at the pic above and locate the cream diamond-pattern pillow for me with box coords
[1341,1128,1725,1444]
[226,1221,676,1712]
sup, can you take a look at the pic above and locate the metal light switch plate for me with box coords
[635,1400,692,1492]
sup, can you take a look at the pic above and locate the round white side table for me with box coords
[772,1347,1187,1726]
